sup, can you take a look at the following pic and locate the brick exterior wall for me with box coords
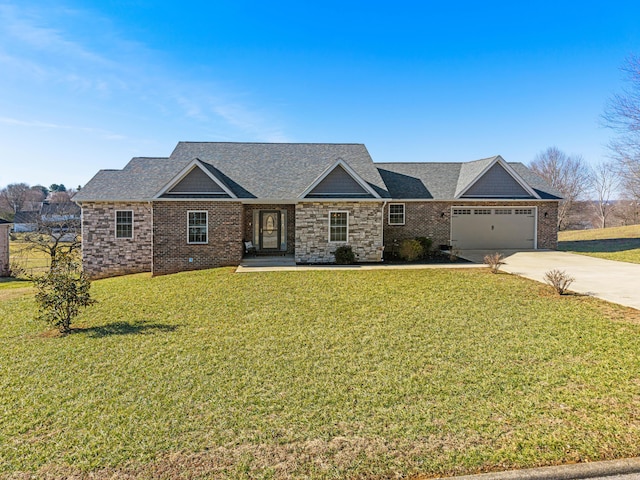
[536,202,558,249]
[295,202,384,263]
[153,201,243,276]
[383,200,559,251]
[243,204,295,254]
[384,201,452,251]
[81,202,153,279]
[0,224,10,277]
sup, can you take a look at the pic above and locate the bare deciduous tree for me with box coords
[614,198,640,226]
[590,161,619,228]
[0,183,45,218]
[529,147,591,230]
[24,203,81,269]
[49,190,72,203]
[602,55,640,201]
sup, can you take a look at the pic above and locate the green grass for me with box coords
[1,268,640,478]
[558,225,640,264]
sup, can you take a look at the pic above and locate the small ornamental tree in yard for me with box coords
[24,202,81,270]
[34,254,95,333]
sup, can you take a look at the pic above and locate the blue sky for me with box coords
[1,1,639,189]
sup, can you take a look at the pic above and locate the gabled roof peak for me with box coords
[155,158,237,199]
[456,156,540,199]
[300,158,381,199]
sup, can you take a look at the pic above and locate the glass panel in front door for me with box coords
[261,212,279,249]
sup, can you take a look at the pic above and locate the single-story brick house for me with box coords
[73,142,561,278]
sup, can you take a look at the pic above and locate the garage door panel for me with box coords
[451,207,535,249]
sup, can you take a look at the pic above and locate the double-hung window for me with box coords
[329,211,348,242]
[188,211,208,244]
[388,203,405,225]
[115,210,133,239]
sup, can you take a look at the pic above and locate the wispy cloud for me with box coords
[0,116,126,140]
[211,102,291,142]
[0,1,289,142]
[0,4,110,65]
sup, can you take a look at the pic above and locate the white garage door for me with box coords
[451,207,536,250]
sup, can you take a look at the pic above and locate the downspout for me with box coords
[381,201,387,261]
[149,201,154,275]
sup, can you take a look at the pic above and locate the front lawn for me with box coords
[1,268,639,478]
[559,225,640,264]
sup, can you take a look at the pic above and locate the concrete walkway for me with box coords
[236,262,486,273]
[236,254,485,273]
[460,250,640,311]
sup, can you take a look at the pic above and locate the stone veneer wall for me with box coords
[0,224,10,277]
[295,202,384,263]
[243,204,295,254]
[153,201,243,276]
[383,200,559,251]
[81,202,153,279]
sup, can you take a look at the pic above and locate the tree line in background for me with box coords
[532,55,640,230]
[0,183,77,221]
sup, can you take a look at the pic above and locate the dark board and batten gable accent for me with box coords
[461,162,532,198]
[301,159,380,199]
[167,166,226,194]
[457,156,540,199]
[155,159,235,199]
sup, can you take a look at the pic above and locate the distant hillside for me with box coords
[559,224,640,241]
[558,225,640,264]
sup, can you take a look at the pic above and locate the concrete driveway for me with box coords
[459,250,640,310]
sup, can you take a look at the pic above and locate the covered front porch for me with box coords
[243,204,295,256]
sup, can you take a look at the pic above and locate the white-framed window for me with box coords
[187,211,208,244]
[474,209,492,215]
[329,211,348,242]
[115,210,133,239]
[388,203,405,225]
